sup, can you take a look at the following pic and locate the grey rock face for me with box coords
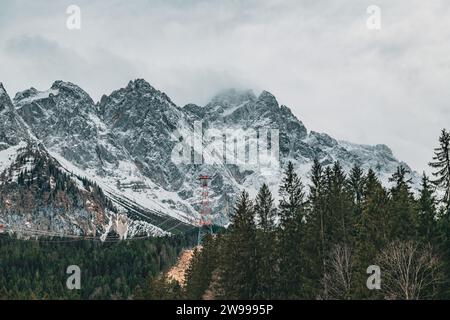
[0,83,29,150]
[14,81,140,189]
[98,79,187,189]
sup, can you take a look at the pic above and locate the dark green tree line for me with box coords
[184,128,450,299]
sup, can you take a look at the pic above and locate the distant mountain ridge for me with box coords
[0,80,419,238]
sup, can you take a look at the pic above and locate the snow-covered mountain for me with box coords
[0,80,419,238]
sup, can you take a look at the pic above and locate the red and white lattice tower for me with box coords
[197,175,213,245]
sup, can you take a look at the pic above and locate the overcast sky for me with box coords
[1,0,450,174]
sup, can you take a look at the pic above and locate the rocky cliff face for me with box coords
[0,144,113,238]
[0,80,419,238]
[0,83,29,149]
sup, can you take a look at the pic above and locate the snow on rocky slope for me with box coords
[0,80,419,238]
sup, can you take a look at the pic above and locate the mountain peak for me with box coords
[51,80,79,90]
[0,83,13,111]
[257,90,278,107]
[374,144,393,156]
[0,82,6,94]
[13,87,39,102]
[208,88,256,109]
[49,80,93,104]
[122,79,175,104]
[126,78,155,92]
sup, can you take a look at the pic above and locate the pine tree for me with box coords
[311,162,355,298]
[389,166,413,191]
[279,161,305,224]
[388,166,418,241]
[277,162,308,298]
[185,236,217,299]
[429,129,450,245]
[255,183,276,232]
[353,169,388,298]
[329,161,353,244]
[184,247,204,299]
[418,173,438,243]
[219,190,257,299]
[430,129,450,210]
[345,164,366,260]
[347,165,365,207]
[254,184,277,299]
[304,159,327,298]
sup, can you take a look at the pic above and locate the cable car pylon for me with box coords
[197,175,213,246]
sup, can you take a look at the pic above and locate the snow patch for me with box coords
[15,89,59,106]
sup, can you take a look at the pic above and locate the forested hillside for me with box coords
[177,129,450,300]
[0,231,196,299]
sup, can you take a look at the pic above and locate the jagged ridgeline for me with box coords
[0,80,419,239]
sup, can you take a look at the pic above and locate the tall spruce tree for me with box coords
[429,129,450,244]
[279,161,305,224]
[347,165,365,207]
[428,129,450,298]
[430,129,450,210]
[254,184,277,299]
[277,161,308,298]
[219,190,257,299]
[353,169,389,298]
[255,183,276,233]
[305,159,327,297]
[388,166,418,241]
[329,161,354,244]
[184,236,217,299]
[418,173,438,243]
[346,164,366,249]
[314,162,355,298]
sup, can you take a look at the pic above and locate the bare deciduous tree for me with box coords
[376,241,442,300]
[322,244,354,300]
